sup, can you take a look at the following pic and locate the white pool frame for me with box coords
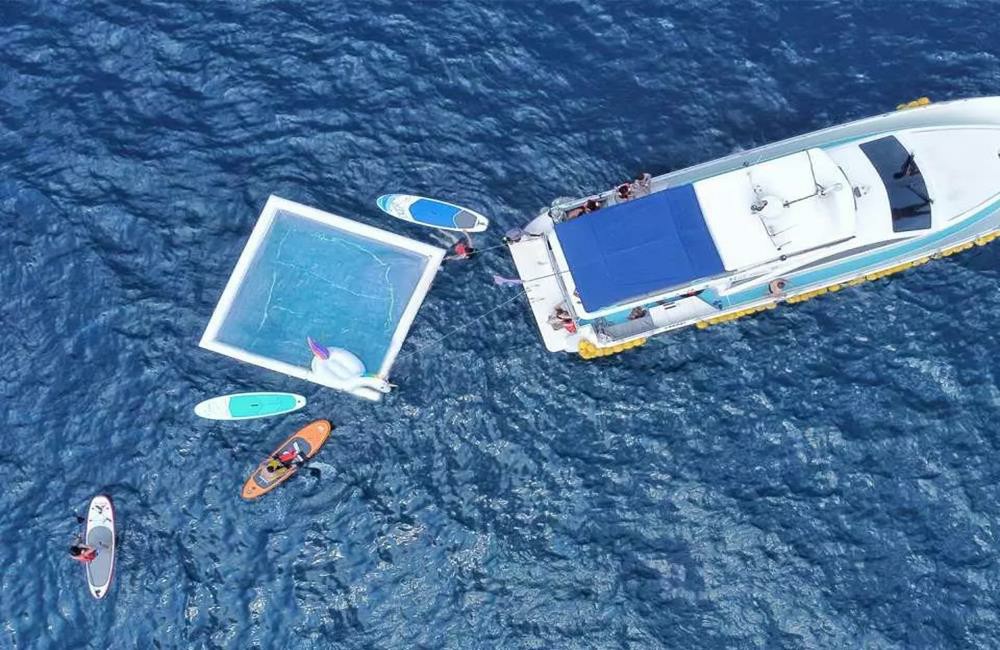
[200,195,445,387]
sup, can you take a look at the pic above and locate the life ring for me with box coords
[768,278,788,295]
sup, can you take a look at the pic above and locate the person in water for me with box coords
[69,544,98,563]
[445,235,476,262]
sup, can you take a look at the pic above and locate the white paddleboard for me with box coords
[193,392,307,421]
[376,194,489,233]
[85,495,115,600]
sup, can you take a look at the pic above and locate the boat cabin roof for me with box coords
[553,184,724,312]
[693,148,857,271]
[551,149,860,314]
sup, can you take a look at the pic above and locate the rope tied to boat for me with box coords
[396,291,527,361]
[399,235,574,359]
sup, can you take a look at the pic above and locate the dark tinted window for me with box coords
[859,136,932,232]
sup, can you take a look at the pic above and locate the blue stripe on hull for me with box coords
[704,196,1000,309]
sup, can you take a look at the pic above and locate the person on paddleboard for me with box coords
[276,447,302,467]
[263,446,304,479]
[69,544,98,564]
[263,460,288,478]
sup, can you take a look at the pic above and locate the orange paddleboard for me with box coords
[241,420,333,500]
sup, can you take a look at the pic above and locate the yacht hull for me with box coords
[508,97,1000,356]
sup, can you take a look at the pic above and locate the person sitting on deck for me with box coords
[630,173,652,198]
[263,446,301,480]
[616,183,633,202]
[566,198,601,220]
[263,459,289,480]
[503,228,524,244]
[547,304,577,333]
[628,306,648,320]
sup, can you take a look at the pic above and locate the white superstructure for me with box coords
[509,97,1000,357]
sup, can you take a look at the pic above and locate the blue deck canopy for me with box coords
[554,184,724,312]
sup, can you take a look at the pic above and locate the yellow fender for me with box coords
[690,234,1000,336]
[938,237,989,257]
[578,337,646,360]
[694,302,776,328]
[896,97,931,111]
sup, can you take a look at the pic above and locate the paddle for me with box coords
[305,461,336,475]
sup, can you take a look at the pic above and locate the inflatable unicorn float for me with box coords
[307,337,392,402]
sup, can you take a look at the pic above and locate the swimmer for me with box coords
[445,235,476,262]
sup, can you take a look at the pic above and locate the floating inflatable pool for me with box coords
[199,196,445,401]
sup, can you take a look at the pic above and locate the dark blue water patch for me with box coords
[3,1,1000,648]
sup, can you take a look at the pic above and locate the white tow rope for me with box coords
[397,291,526,360]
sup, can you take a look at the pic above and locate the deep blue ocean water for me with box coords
[3,1,1000,648]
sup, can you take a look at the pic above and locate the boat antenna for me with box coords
[747,168,768,212]
[783,150,830,207]
[751,184,768,213]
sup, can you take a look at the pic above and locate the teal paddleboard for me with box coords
[194,392,307,421]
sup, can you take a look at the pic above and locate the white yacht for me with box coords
[507,97,1000,358]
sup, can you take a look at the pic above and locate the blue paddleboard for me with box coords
[376,194,489,233]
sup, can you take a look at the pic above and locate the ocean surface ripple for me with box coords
[3,1,1000,648]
